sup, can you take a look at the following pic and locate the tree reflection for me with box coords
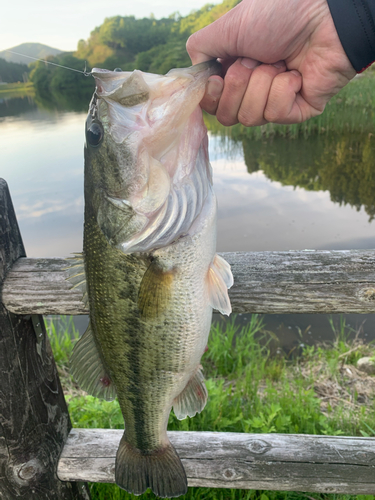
[0,96,36,118]
[241,134,375,221]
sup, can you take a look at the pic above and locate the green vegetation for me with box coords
[29,53,95,111]
[236,132,375,222]
[74,0,239,72]
[47,315,375,500]
[30,0,240,103]
[0,58,29,83]
[0,81,34,97]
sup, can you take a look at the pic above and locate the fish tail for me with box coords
[115,434,187,498]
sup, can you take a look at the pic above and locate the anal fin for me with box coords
[173,366,208,420]
[70,323,116,401]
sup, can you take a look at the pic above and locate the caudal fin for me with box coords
[115,435,187,498]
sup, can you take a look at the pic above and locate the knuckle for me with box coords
[219,117,238,127]
[217,112,238,127]
[264,106,279,123]
[252,64,278,79]
[237,109,257,127]
[224,71,249,93]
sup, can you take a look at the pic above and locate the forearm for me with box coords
[327,0,375,71]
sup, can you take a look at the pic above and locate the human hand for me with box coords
[186,0,356,126]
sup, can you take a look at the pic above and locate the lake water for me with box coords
[1,94,375,351]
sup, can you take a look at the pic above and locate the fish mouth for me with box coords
[90,60,222,99]
[86,61,222,146]
[91,60,221,79]
[166,60,222,79]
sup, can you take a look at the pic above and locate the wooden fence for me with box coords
[1,177,375,499]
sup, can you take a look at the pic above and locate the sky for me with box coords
[0,0,222,53]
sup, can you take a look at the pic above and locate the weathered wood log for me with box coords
[58,428,375,494]
[2,250,375,315]
[0,180,90,499]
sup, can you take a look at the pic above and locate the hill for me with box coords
[0,43,63,65]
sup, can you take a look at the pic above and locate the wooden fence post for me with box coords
[0,179,90,499]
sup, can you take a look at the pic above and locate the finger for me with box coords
[200,76,224,115]
[237,61,287,127]
[200,57,253,115]
[264,70,324,123]
[215,58,260,126]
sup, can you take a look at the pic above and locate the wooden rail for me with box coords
[2,250,375,315]
[58,429,375,494]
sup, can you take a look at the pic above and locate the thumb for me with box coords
[186,4,244,64]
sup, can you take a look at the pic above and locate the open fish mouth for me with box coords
[88,60,222,144]
[91,60,222,98]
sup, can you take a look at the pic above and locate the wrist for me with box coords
[326,0,375,72]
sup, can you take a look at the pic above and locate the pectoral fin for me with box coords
[70,323,116,401]
[173,366,208,420]
[138,259,176,319]
[207,253,233,316]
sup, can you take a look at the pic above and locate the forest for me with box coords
[29,0,239,98]
[0,58,29,83]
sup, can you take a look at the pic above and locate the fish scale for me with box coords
[68,61,233,497]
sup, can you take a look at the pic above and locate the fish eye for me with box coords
[86,122,103,147]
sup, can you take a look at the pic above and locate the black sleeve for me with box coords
[327,0,375,72]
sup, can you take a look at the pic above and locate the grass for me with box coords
[46,315,375,500]
[0,81,34,97]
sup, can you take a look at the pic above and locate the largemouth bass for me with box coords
[68,61,233,498]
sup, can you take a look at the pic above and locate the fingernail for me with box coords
[241,57,258,69]
[207,78,223,98]
[290,69,300,77]
[272,61,285,69]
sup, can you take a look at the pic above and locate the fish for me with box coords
[67,61,234,498]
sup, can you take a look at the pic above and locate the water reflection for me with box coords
[212,154,374,252]
[2,101,86,257]
[33,84,94,113]
[242,134,375,222]
[0,96,37,119]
